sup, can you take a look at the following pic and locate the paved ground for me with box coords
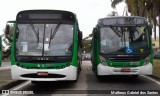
[0,61,11,80]
[0,61,160,96]
[0,61,11,67]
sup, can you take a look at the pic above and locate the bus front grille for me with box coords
[109,57,141,62]
[21,74,66,78]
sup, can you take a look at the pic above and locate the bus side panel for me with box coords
[91,29,100,73]
[71,22,78,67]
[11,22,16,65]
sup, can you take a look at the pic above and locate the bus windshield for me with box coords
[100,26,150,54]
[16,23,73,56]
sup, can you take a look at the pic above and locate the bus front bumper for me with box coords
[11,65,77,81]
[97,63,152,75]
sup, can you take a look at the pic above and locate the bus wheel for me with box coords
[77,64,81,79]
[79,58,82,71]
[78,62,81,73]
[131,75,138,79]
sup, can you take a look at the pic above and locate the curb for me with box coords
[0,67,11,71]
[147,75,160,82]
[0,80,26,90]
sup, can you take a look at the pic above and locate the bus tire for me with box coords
[79,57,82,71]
[78,61,81,73]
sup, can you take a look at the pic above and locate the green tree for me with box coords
[2,24,14,59]
[82,39,91,53]
[82,33,92,53]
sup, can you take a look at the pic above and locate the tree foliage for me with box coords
[2,24,14,58]
[82,33,92,53]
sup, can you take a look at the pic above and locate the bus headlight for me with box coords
[144,55,150,65]
[99,55,107,66]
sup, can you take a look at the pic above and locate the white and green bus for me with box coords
[5,10,82,82]
[91,16,153,78]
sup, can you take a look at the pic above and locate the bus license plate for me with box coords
[121,68,131,72]
[37,72,48,76]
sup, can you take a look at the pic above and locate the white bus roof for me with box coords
[98,16,147,26]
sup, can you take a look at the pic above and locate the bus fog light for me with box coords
[144,55,150,65]
[99,55,107,66]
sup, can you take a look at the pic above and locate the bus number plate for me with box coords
[37,72,48,76]
[121,68,131,72]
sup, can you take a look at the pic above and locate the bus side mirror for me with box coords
[93,28,96,38]
[93,27,99,39]
[148,26,152,35]
[79,31,83,40]
[79,31,83,48]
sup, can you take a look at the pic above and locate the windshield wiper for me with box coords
[30,24,39,44]
[110,26,122,37]
[49,23,61,46]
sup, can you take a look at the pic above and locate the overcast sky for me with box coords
[0,0,126,37]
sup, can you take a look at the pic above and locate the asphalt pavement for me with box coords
[0,61,160,96]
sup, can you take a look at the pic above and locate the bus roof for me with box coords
[16,10,76,21]
[99,16,146,19]
[98,16,148,26]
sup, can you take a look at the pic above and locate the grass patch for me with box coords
[153,59,160,78]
